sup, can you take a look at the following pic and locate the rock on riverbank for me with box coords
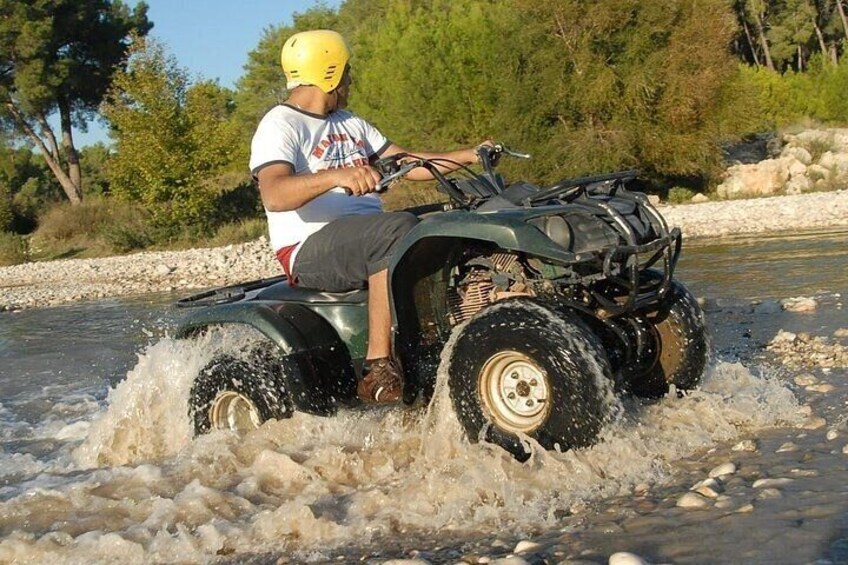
[2,189,848,312]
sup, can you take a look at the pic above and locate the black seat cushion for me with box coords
[255,281,368,304]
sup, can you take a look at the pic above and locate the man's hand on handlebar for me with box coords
[334,165,382,196]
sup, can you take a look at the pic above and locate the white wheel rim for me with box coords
[478,350,551,433]
[209,391,261,433]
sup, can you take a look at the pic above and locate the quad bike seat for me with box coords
[255,280,369,304]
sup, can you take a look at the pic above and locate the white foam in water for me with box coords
[0,326,804,563]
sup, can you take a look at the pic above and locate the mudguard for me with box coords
[175,301,360,412]
[390,210,583,268]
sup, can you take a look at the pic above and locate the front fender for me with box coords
[389,211,578,271]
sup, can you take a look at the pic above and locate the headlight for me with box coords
[529,215,572,250]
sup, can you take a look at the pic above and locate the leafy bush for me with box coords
[667,187,697,204]
[0,232,27,266]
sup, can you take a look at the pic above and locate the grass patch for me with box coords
[0,232,28,266]
[209,218,267,247]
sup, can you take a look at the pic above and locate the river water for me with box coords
[0,229,846,564]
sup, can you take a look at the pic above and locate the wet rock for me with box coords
[736,504,755,513]
[732,439,759,452]
[514,541,542,554]
[490,557,530,565]
[753,478,794,489]
[608,552,650,565]
[803,416,827,430]
[806,384,835,393]
[677,492,710,509]
[794,374,818,386]
[777,442,798,453]
[782,297,817,312]
[843,444,848,455]
[756,488,783,500]
[382,560,432,565]
[708,462,737,478]
[835,328,848,338]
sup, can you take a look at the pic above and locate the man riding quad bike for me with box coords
[175,144,708,461]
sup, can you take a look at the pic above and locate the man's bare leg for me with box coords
[366,269,392,360]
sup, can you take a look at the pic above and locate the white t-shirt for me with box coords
[249,105,391,255]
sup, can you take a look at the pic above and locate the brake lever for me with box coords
[496,144,531,160]
[375,160,420,192]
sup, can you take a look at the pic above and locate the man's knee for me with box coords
[384,211,419,240]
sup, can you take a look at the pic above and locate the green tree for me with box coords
[0,0,150,205]
[102,38,240,237]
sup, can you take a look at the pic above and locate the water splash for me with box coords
[0,328,803,562]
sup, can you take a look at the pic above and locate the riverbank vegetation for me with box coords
[2,0,848,265]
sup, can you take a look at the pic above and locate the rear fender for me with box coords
[176,302,358,413]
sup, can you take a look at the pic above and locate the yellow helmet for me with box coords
[280,30,351,93]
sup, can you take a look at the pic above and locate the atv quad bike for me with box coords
[175,145,708,461]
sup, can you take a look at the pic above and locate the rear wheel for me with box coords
[447,300,615,461]
[190,348,295,435]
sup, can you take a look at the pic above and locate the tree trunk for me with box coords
[813,20,829,62]
[58,98,83,201]
[753,13,776,71]
[5,100,83,205]
[741,18,762,66]
[797,44,804,72]
[837,0,848,44]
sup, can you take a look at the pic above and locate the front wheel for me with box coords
[625,278,708,398]
[447,300,615,461]
[190,348,295,436]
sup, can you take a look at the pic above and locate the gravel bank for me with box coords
[2,189,847,312]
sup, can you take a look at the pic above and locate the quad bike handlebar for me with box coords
[370,143,530,202]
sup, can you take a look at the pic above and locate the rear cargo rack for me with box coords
[175,275,287,308]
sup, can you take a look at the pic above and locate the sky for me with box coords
[75,0,339,146]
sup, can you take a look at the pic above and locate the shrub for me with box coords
[34,198,114,243]
[210,218,267,246]
[667,187,697,204]
[0,232,28,266]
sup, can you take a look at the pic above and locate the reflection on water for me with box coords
[677,228,848,300]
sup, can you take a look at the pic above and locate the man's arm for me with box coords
[378,142,490,181]
[256,163,382,212]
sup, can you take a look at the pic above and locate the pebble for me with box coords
[843,444,848,455]
[513,541,542,554]
[608,552,650,565]
[693,484,722,499]
[756,488,783,500]
[826,429,840,441]
[794,374,818,386]
[736,504,755,513]
[781,297,817,312]
[834,328,848,338]
[753,478,794,489]
[806,384,835,393]
[732,439,759,452]
[490,558,530,565]
[776,442,798,453]
[677,492,710,509]
[802,416,827,430]
[708,462,737,478]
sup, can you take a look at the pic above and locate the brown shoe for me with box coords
[357,358,403,404]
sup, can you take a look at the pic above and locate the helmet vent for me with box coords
[325,65,338,79]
